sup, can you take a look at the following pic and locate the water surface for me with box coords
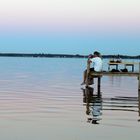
[0,57,140,140]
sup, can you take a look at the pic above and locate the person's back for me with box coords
[90,57,103,72]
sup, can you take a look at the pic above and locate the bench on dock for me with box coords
[108,62,138,72]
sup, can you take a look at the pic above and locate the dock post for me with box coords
[138,62,140,91]
[138,63,140,116]
[97,77,101,95]
[138,90,140,116]
[138,62,140,118]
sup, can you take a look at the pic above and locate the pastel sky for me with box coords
[0,0,140,55]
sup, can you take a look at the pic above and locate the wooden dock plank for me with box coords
[90,72,139,77]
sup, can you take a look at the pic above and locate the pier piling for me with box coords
[97,77,101,95]
[138,63,140,117]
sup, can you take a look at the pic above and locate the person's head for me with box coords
[93,51,101,57]
[88,54,93,59]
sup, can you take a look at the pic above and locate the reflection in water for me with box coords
[82,87,140,124]
[82,87,102,124]
[0,58,140,139]
[138,90,140,121]
[103,96,138,112]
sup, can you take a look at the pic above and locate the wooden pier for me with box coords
[86,62,140,95]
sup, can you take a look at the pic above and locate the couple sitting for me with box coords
[81,51,103,85]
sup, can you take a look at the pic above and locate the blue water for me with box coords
[0,57,140,140]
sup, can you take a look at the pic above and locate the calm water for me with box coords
[0,57,140,140]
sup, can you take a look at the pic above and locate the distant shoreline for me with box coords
[0,53,140,59]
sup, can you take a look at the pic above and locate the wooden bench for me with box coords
[108,62,138,72]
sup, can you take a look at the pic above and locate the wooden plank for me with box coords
[109,62,139,65]
[102,72,139,76]
[90,72,139,77]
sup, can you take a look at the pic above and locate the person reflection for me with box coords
[82,87,102,124]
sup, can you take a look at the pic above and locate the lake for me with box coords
[0,57,140,140]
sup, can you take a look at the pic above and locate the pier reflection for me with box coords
[82,87,140,124]
[138,90,140,121]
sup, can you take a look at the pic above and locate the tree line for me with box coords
[0,53,140,59]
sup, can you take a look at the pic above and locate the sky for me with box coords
[0,0,140,55]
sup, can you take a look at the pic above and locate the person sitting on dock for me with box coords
[81,51,103,85]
